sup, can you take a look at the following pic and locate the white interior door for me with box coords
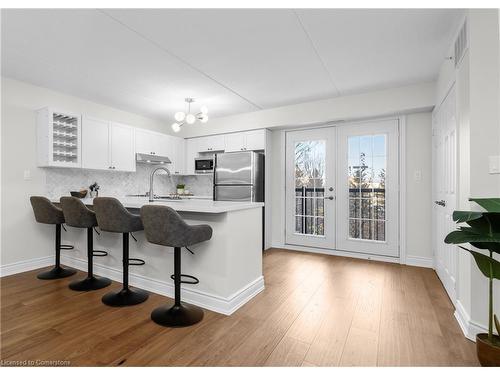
[433,86,458,304]
[336,120,399,257]
[285,128,335,248]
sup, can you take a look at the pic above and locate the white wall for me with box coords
[405,112,433,262]
[268,112,433,264]
[1,78,171,266]
[435,9,500,338]
[181,82,435,138]
[466,9,500,331]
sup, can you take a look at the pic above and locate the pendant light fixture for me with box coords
[171,98,208,133]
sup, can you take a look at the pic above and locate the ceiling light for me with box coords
[185,114,196,124]
[171,98,208,130]
[174,112,185,122]
[171,123,181,132]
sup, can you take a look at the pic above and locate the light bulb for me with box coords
[186,114,196,124]
[200,105,208,114]
[171,123,181,132]
[174,111,185,122]
[200,114,209,123]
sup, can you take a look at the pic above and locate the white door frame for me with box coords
[279,116,407,264]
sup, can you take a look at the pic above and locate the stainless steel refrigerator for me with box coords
[214,151,264,202]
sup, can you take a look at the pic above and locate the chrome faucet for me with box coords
[149,167,171,202]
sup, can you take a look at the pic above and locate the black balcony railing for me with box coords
[294,186,386,236]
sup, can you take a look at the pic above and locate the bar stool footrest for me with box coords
[128,258,145,266]
[92,250,108,257]
[170,274,199,285]
[60,244,74,250]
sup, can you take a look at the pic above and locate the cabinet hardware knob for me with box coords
[324,196,334,200]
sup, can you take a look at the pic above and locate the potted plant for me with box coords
[445,197,500,366]
[89,182,100,198]
[176,184,185,195]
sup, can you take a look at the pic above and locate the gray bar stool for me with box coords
[140,205,212,327]
[93,197,149,306]
[30,196,77,279]
[60,197,112,291]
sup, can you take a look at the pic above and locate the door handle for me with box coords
[434,200,446,207]
[324,196,334,200]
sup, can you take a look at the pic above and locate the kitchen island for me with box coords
[52,196,265,315]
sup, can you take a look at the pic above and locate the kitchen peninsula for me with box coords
[52,196,265,315]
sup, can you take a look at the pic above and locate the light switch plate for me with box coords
[489,156,500,174]
[23,170,31,180]
[414,170,422,182]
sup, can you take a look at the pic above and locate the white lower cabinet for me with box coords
[82,117,135,172]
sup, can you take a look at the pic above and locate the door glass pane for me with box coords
[348,134,386,241]
[294,140,325,236]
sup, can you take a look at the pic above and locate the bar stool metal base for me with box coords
[102,287,149,307]
[37,266,77,280]
[151,303,204,327]
[69,276,111,291]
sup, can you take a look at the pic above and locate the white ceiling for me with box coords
[1,9,463,121]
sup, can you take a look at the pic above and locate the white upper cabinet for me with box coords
[185,138,199,175]
[245,130,266,151]
[197,135,225,152]
[82,117,135,172]
[82,117,110,171]
[110,122,135,172]
[164,135,185,175]
[224,133,246,153]
[135,128,159,155]
[224,130,266,152]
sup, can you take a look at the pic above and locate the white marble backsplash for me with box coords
[45,165,213,198]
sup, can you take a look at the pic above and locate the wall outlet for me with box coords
[23,170,31,180]
[489,156,500,174]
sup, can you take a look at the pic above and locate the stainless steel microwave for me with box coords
[194,157,214,174]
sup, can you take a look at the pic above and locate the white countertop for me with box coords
[53,196,264,214]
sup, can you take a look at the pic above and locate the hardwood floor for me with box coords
[0,249,478,366]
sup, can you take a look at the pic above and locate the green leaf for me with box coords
[444,230,500,244]
[469,198,500,213]
[458,246,500,280]
[453,211,483,223]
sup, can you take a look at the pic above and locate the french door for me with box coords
[285,128,336,248]
[285,119,400,258]
[432,86,458,303]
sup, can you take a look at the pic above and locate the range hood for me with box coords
[136,153,172,165]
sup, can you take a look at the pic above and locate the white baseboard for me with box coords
[454,300,488,342]
[0,256,53,277]
[272,243,434,269]
[61,254,264,316]
[405,255,434,269]
[277,243,401,264]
